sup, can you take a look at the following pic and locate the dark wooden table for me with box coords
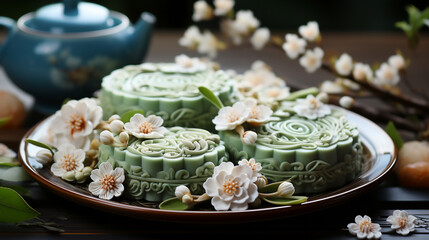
[1,31,429,239]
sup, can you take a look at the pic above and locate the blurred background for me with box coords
[0,0,427,31]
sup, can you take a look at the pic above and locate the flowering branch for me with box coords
[179,1,429,137]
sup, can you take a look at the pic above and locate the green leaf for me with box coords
[0,187,39,223]
[3,185,30,197]
[385,121,404,150]
[198,86,224,110]
[159,197,189,211]
[0,162,17,167]
[259,182,282,194]
[0,166,32,182]
[0,116,11,128]
[284,87,319,101]
[120,110,145,123]
[25,139,55,157]
[262,196,308,206]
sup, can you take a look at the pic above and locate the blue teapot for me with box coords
[0,0,156,113]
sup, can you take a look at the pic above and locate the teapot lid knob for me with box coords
[63,0,79,16]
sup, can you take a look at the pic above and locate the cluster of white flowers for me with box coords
[235,61,290,105]
[212,98,272,144]
[293,94,331,120]
[347,210,417,239]
[333,53,405,88]
[180,0,271,57]
[31,97,127,200]
[282,21,324,73]
[48,98,102,151]
[175,159,295,211]
[179,26,220,58]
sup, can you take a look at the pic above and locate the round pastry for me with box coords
[100,62,234,130]
[220,103,364,194]
[98,127,228,201]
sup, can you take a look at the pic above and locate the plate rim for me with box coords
[18,110,397,223]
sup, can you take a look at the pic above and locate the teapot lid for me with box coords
[29,0,115,33]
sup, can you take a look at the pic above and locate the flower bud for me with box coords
[62,171,76,182]
[175,185,191,200]
[316,92,329,104]
[277,181,295,198]
[100,130,114,145]
[182,194,194,205]
[108,114,121,122]
[90,139,100,150]
[75,171,86,183]
[339,96,354,109]
[82,166,93,177]
[110,120,124,134]
[255,175,268,189]
[35,149,53,165]
[118,132,129,145]
[241,131,257,145]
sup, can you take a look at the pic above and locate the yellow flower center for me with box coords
[249,75,264,86]
[138,122,154,134]
[398,217,407,229]
[101,174,116,192]
[222,178,239,195]
[67,113,86,137]
[359,220,374,233]
[250,107,260,119]
[266,88,280,98]
[307,56,317,67]
[384,69,393,80]
[61,153,78,171]
[226,111,240,123]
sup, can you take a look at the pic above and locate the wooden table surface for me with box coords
[1,31,429,239]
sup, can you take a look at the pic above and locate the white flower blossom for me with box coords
[319,80,344,94]
[35,149,53,165]
[0,143,16,158]
[203,162,258,211]
[220,19,242,45]
[50,144,85,177]
[353,63,373,81]
[258,86,291,103]
[214,0,234,16]
[347,215,382,239]
[374,63,400,86]
[238,158,261,179]
[174,54,207,72]
[179,26,202,50]
[299,47,324,73]
[241,131,257,145]
[293,94,331,120]
[243,98,273,126]
[386,210,417,235]
[238,61,286,95]
[335,53,353,76]
[124,114,167,139]
[212,102,250,131]
[388,54,406,70]
[250,27,270,50]
[233,10,260,35]
[298,21,320,42]
[282,34,307,59]
[197,30,219,58]
[50,98,102,150]
[192,1,213,22]
[88,162,125,200]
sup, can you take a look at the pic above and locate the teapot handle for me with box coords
[0,17,15,56]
